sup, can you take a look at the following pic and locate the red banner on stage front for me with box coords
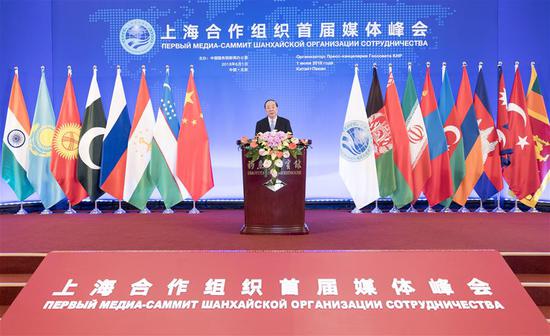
[2,250,548,335]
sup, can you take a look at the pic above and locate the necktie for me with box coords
[270,119,275,131]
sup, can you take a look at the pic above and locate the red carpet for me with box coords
[1,210,548,252]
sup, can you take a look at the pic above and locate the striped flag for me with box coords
[176,68,214,201]
[151,69,186,209]
[50,69,88,206]
[1,68,34,201]
[123,68,155,210]
[385,67,413,208]
[339,66,379,209]
[401,65,431,202]
[77,67,106,201]
[453,65,483,206]
[504,64,541,199]
[438,64,465,207]
[100,67,131,200]
[473,66,503,200]
[420,64,453,206]
[520,63,550,207]
[366,66,396,198]
[27,69,65,209]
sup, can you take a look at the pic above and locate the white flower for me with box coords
[275,159,283,168]
[291,137,299,144]
[259,148,267,156]
[270,169,278,178]
[263,159,272,168]
[283,151,290,158]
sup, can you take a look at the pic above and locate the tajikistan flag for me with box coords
[123,67,155,210]
[1,68,34,201]
[151,69,187,209]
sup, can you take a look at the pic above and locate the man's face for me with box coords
[265,101,278,119]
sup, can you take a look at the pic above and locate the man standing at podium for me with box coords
[255,99,293,134]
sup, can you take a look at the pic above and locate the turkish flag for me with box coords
[50,72,88,205]
[503,67,540,199]
[176,69,214,201]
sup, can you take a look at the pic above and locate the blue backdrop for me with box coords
[1,0,549,202]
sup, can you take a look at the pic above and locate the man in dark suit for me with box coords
[255,99,293,134]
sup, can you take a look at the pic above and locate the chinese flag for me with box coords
[503,65,541,199]
[176,69,214,201]
[50,71,88,205]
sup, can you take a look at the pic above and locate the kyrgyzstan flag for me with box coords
[504,63,541,199]
[384,66,413,208]
[420,64,453,206]
[50,68,88,205]
[453,65,483,206]
[519,62,549,207]
[176,67,214,201]
[473,65,503,200]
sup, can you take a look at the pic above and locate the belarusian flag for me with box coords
[384,67,413,208]
[366,66,396,197]
[420,64,453,206]
[520,62,550,207]
[453,65,483,206]
[100,67,131,200]
[339,66,379,209]
[176,68,214,201]
[401,65,431,202]
[438,64,465,207]
[123,68,155,210]
[50,68,88,206]
[77,66,106,201]
[151,69,187,209]
[27,69,65,209]
[1,68,34,201]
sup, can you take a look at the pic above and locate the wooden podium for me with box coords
[240,143,309,234]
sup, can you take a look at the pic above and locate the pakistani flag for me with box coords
[151,71,187,209]
[339,66,379,209]
[27,70,65,209]
[2,69,34,201]
[123,68,155,210]
[77,67,106,201]
[366,66,396,197]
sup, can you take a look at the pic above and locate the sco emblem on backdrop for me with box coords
[340,120,372,162]
[7,129,26,148]
[119,19,156,55]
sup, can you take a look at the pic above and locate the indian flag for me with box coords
[123,68,155,210]
[1,68,34,201]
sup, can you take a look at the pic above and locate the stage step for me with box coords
[540,306,550,323]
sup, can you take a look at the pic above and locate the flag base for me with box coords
[492,206,505,213]
[474,206,487,213]
[406,204,418,213]
[139,207,151,214]
[510,205,522,213]
[188,207,200,215]
[441,207,453,213]
[528,207,539,213]
[163,208,175,214]
[64,206,77,215]
[351,207,362,214]
[114,208,126,214]
[371,206,383,214]
[423,206,435,213]
[457,206,470,213]
[90,208,102,215]
[40,209,53,215]
[388,206,400,213]
[16,205,27,215]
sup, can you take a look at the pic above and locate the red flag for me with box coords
[496,64,513,167]
[50,70,88,205]
[176,69,214,201]
[503,64,541,199]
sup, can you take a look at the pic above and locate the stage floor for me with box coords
[0,210,548,253]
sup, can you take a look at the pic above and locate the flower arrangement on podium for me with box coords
[240,131,309,187]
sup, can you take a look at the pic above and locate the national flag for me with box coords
[151,69,186,209]
[339,66,379,209]
[50,69,88,205]
[453,65,483,206]
[100,66,131,200]
[123,67,155,210]
[384,67,413,208]
[77,67,106,201]
[438,64,465,207]
[496,63,513,168]
[519,62,549,207]
[503,64,541,199]
[473,65,503,200]
[401,65,431,202]
[176,68,214,201]
[1,68,34,201]
[366,66,396,197]
[27,69,65,209]
[420,64,453,206]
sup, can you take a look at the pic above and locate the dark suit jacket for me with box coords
[255,116,293,134]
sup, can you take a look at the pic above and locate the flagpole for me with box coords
[65,200,76,214]
[441,61,453,214]
[90,199,102,215]
[16,202,27,215]
[492,190,505,213]
[371,199,382,213]
[114,200,126,214]
[189,200,200,214]
[474,61,488,215]
[511,198,522,212]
